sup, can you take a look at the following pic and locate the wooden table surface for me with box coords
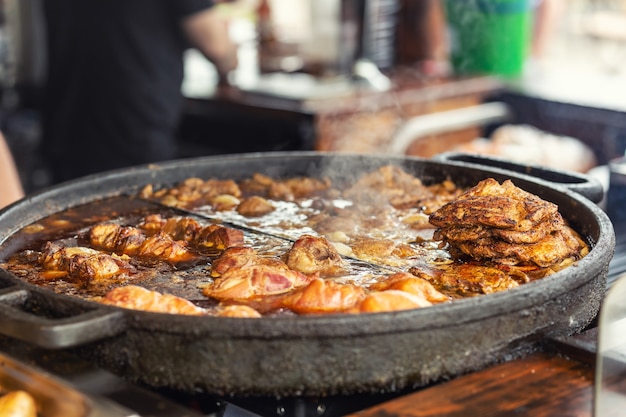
[348,330,599,417]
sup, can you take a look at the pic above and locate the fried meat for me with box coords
[90,216,244,262]
[285,234,348,277]
[355,290,433,313]
[101,285,207,315]
[204,247,313,301]
[430,179,558,231]
[278,278,366,314]
[140,177,241,208]
[369,272,450,303]
[450,227,587,267]
[409,263,525,297]
[236,195,275,217]
[39,242,135,284]
[429,179,587,267]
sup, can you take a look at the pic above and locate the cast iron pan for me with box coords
[0,152,615,398]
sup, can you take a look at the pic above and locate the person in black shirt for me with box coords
[42,0,237,183]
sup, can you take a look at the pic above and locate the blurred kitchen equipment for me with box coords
[607,155,626,223]
[242,0,399,93]
[595,273,626,417]
[389,101,511,154]
[453,124,599,173]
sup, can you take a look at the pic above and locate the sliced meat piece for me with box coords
[279,278,366,314]
[203,262,313,301]
[101,285,207,315]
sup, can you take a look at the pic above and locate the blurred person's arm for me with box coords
[0,133,24,209]
[182,5,238,84]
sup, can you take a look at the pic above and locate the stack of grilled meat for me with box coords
[429,178,588,268]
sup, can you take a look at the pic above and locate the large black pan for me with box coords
[0,152,615,398]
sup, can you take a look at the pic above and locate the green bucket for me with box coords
[444,0,534,78]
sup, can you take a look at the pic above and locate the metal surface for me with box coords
[389,102,512,155]
[595,273,626,417]
[0,152,615,398]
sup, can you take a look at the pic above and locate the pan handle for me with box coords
[433,152,605,204]
[0,286,127,349]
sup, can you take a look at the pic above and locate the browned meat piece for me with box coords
[278,278,366,314]
[214,304,262,318]
[434,213,567,244]
[161,217,202,243]
[351,238,395,260]
[138,214,168,234]
[205,246,313,300]
[285,234,347,277]
[430,178,558,231]
[238,173,274,195]
[268,176,332,201]
[236,195,275,217]
[0,390,37,417]
[39,242,134,283]
[429,178,588,267]
[143,177,241,208]
[71,253,128,282]
[369,272,450,303]
[91,223,194,263]
[110,226,146,254]
[346,165,425,197]
[90,223,146,254]
[139,215,244,250]
[101,285,207,315]
[204,261,313,301]
[210,246,260,277]
[239,173,332,201]
[210,194,241,211]
[137,232,195,263]
[40,242,99,271]
[452,227,587,267]
[344,165,452,210]
[89,223,119,248]
[195,225,245,250]
[350,238,418,266]
[354,290,433,313]
[410,263,525,297]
